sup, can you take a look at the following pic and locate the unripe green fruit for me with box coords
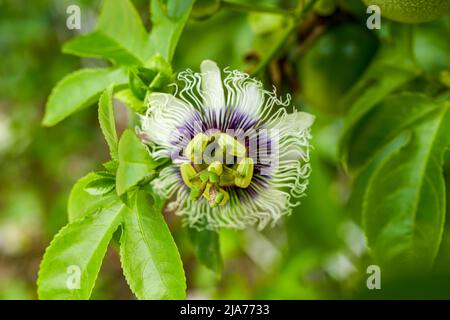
[363,0,450,23]
[298,24,378,115]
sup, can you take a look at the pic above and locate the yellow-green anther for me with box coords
[180,162,199,188]
[190,185,203,200]
[216,188,229,206]
[215,192,224,204]
[185,133,209,163]
[199,170,210,182]
[202,183,212,203]
[219,173,235,186]
[209,172,218,183]
[234,157,254,188]
[218,133,246,157]
[207,161,223,175]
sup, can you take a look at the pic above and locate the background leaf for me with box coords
[37,201,124,299]
[120,190,186,299]
[338,24,420,167]
[188,227,223,274]
[363,99,450,272]
[346,93,441,169]
[43,68,127,126]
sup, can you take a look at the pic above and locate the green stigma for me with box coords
[180,133,255,207]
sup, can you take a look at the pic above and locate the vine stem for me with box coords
[221,0,297,17]
[250,0,319,76]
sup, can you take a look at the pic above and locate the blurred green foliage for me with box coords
[1,0,449,299]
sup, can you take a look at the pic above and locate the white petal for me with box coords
[152,165,183,199]
[270,111,315,132]
[176,185,291,231]
[238,82,264,119]
[222,69,265,119]
[200,60,225,112]
[140,93,194,149]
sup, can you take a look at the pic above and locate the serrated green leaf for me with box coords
[363,101,450,272]
[99,85,119,159]
[128,68,148,100]
[68,172,117,222]
[38,201,125,299]
[103,159,119,174]
[43,68,127,126]
[63,31,143,67]
[98,0,148,58]
[116,129,161,195]
[148,0,195,62]
[188,227,223,274]
[84,177,115,196]
[63,0,148,65]
[120,190,186,299]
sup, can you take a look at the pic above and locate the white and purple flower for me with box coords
[140,60,314,230]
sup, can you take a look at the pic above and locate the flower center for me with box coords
[180,132,254,208]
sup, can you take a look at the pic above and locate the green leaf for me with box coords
[84,177,115,196]
[120,190,186,299]
[43,68,127,126]
[188,227,223,274]
[103,159,119,174]
[68,172,117,222]
[347,132,412,225]
[413,18,450,76]
[63,31,143,67]
[148,0,195,62]
[98,85,119,159]
[128,68,148,100]
[116,129,161,195]
[63,0,148,65]
[363,99,450,271]
[38,201,125,299]
[338,24,420,168]
[346,93,441,169]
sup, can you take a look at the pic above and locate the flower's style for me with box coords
[140,60,314,230]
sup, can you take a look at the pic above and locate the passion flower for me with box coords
[140,60,314,230]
